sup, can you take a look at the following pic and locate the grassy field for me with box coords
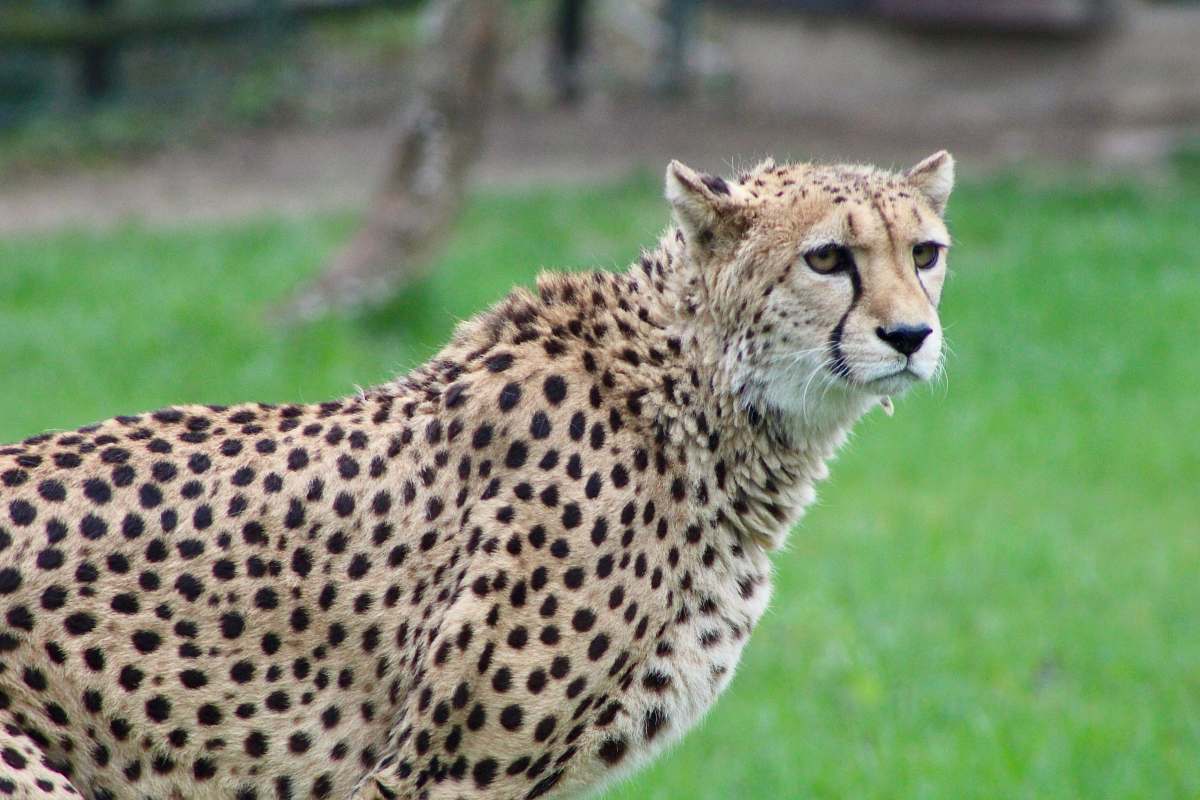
[0,170,1197,798]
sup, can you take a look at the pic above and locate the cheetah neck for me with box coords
[383,229,872,553]
[627,230,873,551]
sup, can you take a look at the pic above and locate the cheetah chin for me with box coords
[0,151,953,800]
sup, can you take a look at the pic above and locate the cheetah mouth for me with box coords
[827,345,929,396]
[848,367,924,396]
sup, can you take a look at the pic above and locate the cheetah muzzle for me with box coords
[0,152,954,799]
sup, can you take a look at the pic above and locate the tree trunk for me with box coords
[274,0,502,321]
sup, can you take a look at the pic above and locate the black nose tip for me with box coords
[876,324,933,357]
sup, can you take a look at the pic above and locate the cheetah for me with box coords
[0,151,954,799]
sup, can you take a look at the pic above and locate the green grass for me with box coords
[1,171,1197,798]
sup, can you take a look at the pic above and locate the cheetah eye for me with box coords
[804,244,852,274]
[912,242,940,270]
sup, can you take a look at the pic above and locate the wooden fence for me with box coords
[1,0,422,102]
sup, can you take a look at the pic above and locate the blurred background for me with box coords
[0,1,1197,797]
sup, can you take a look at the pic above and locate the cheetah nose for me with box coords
[875,324,932,357]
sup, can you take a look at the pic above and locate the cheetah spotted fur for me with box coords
[0,152,955,799]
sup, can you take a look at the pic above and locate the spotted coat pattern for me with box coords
[0,153,954,799]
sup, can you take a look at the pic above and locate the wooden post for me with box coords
[552,0,588,104]
[656,0,699,96]
[273,0,504,321]
[79,0,116,103]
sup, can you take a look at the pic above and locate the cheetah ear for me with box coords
[906,150,955,216]
[665,160,744,245]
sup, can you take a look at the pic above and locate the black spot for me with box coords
[4,606,32,631]
[587,633,610,660]
[83,478,112,505]
[472,424,493,450]
[571,608,595,632]
[291,548,313,577]
[590,518,608,545]
[444,383,468,408]
[193,505,213,529]
[425,497,443,522]
[244,731,268,757]
[486,353,514,372]
[254,588,278,610]
[221,613,245,639]
[499,704,523,731]
[180,670,208,689]
[8,501,35,527]
[287,449,309,471]
[151,461,178,483]
[193,758,217,780]
[22,666,48,691]
[2,746,28,770]
[337,455,359,480]
[333,492,355,518]
[38,480,66,502]
[36,548,63,570]
[139,484,163,509]
[700,173,730,195]
[543,375,568,405]
[563,568,584,590]
[498,382,522,411]
[526,770,564,799]
[466,704,486,731]
[505,442,528,469]
[530,412,552,439]
[132,630,161,653]
[507,627,528,649]
[473,758,498,788]
[598,737,628,765]
[644,707,668,741]
[1,469,28,487]
[230,661,256,684]
[212,559,236,581]
[174,574,204,602]
[145,695,172,722]
[284,500,305,529]
[54,452,82,469]
[568,412,585,441]
[3,567,27,595]
[643,670,672,692]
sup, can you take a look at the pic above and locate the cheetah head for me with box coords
[665,151,954,422]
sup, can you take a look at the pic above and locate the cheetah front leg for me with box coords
[0,714,84,799]
[345,647,587,800]
[348,775,402,800]
[346,701,464,800]
[347,705,419,800]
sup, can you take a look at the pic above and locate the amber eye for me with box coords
[804,245,852,274]
[913,242,940,270]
